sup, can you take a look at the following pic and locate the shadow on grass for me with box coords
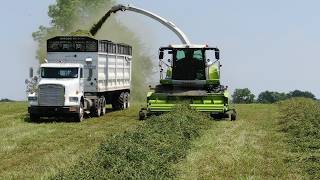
[24,115,77,124]
[23,107,128,123]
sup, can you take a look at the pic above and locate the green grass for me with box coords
[0,102,141,179]
[174,104,305,179]
[278,98,320,179]
[0,102,317,179]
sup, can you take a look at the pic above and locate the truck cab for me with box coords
[28,63,85,121]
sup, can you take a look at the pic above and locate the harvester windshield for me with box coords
[173,49,206,80]
[159,46,220,82]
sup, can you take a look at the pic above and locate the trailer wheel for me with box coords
[75,102,84,122]
[93,99,101,117]
[30,114,40,122]
[125,92,130,109]
[118,92,125,110]
[112,92,125,110]
[100,97,106,116]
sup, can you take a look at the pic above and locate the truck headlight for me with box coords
[69,97,79,102]
[28,96,37,101]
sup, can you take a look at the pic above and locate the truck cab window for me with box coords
[41,68,79,78]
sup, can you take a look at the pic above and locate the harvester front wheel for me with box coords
[231,111,237,121]
[139,111,146,121]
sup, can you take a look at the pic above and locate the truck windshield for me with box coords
[41,67,79,78]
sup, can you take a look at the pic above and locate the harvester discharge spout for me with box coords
[90,4,191,45]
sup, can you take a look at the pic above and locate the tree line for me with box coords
[232,88,316,104]
[0,98,13,102]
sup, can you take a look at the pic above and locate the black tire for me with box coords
[231,112,237,121]
[112,93,125,110]
[92,99,101,117]
[125,92,130,109]
[30,114,40,122]
[118,92,125,110]
[100,97,106,116]
[75,103,84,122]
[139,111,146,121]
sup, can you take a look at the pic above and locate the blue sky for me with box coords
[1,0,320,100]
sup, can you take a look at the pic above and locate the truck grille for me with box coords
[38,84,65,106]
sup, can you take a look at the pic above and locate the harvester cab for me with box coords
[158,45,220,82]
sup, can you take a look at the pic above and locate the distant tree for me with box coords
[232,88,255,104]
[257,91,287,103]
[0,98,13,102]
[287,90,316,100]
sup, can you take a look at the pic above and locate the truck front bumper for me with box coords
[28,106,80,117]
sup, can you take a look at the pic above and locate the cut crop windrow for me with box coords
[278,98,320,179]
[54,105,212,179]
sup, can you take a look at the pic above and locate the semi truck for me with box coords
[27,36,132,121]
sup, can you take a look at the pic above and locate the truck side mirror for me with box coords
[29,67,33,78]
[159,51,164,59]
[215,51,220,60]
[33,76,38,83]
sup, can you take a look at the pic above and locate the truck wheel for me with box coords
[93,99,101,117]
[100,97,106,116]
[75,103,84,122]
[125,92,130,109]
[30,114,40,122]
